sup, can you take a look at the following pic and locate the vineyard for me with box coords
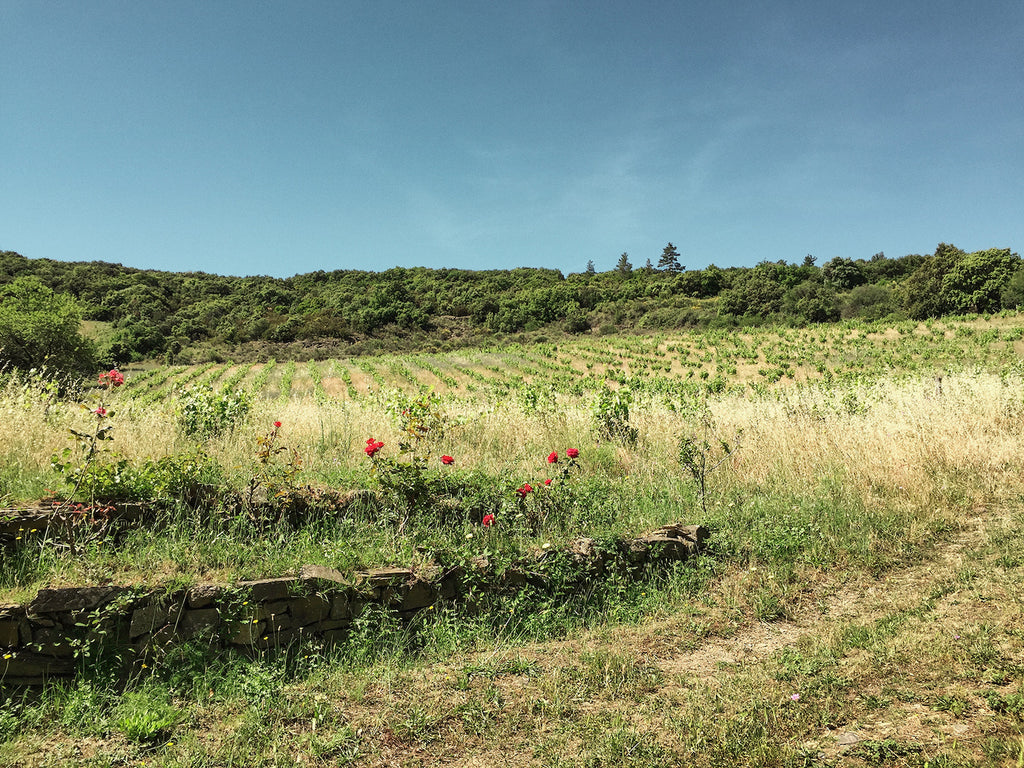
[112,315,1024,406]
[2,315,1024,766]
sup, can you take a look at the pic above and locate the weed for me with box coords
[114,686,182,743]
[677,402,739,516]
[592,384,638,444]
[986,690,1024,719]
[177,384,251,438]
[934,693,970,717]
[848,738,923,764]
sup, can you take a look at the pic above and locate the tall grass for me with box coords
[3,362,1022,601]
[4,332,1024,765]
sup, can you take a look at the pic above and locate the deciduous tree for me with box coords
[0,276,96,375]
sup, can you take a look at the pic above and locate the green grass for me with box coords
[2,317,1024,764]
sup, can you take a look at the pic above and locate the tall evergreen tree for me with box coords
[616,253,632,276]
[657,243,683,273]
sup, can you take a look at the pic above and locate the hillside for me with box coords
[1,244,1021,367]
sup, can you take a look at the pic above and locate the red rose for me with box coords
[516,483,533,498]
[547,451,559,464]
[566,448,579,459]
[100,369,124,387]
[441,455,454,465]
[94,407,107,417]
[364,438,384,457]
[545,478,552,486]
[482,513,496,527]
[274,421,282,429]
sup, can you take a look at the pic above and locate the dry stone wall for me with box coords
[1,524,707,687]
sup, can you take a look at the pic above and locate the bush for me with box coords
[841,284,898,320]
[177,386,251,438]
[592,386,637,444]
[53,447,224,505]
[0,276,96,377]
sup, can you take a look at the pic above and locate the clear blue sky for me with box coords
[2,1,1022,278]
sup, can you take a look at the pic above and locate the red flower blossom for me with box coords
[364,437,384,457]
[547,451,559,464]
[441,455,454,465]
[98,369,124,387]
[545,478,552,486]
[274,421,282,429]
[516,482,533,498]
[94,406,107,417]
[566,448,579,459]
[482,513,496,527]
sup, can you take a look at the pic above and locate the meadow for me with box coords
[1,314,1023,766]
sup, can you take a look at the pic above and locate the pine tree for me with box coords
[616,253,632,276]
[657,243,683,273]
[585,259,596,276]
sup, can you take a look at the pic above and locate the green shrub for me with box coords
[0,276,96,377]
[53,447,223,505]
[114,687,182,743]
[177,385,251,438]
[592,386,637,444]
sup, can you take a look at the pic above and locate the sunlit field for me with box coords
[2,315,1023,766]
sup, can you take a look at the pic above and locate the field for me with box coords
[1,315,1023,766]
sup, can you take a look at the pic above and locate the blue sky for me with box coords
[2,1,1022,278]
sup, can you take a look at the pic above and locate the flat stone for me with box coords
[642,524,709,556]
[264,613,293,632]
[357,567,413,588]
[0,652,76,682]
[257,600,294,620]
[500,568,530,588]
[329,592,352,620]
[567,537,600,558]
[186,584,222,609]
[228,620,265,645]
[238,577,297,602]
[625,538,651,562]
[642,536,695,561]
[399,581,436,612]
[177,608,221,639]
[254,626,301,649]
[317,618,351,632]
[299,564,348,587]
[289,595,330,626]
[0,620,21,648]
[438,568,462,599]
[836,732,864,747]
[30,627,75,658]
[151,624,176,649]
[129,604,175,639]
[30,585,132,614]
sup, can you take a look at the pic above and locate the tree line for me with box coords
[1,242,1021,374]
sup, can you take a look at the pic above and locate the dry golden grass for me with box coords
[6,366,1024,530]
[3,327,1024,765]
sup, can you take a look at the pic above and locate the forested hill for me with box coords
[1,244,1021,365]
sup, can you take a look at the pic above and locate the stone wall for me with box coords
[0,524,707,687]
